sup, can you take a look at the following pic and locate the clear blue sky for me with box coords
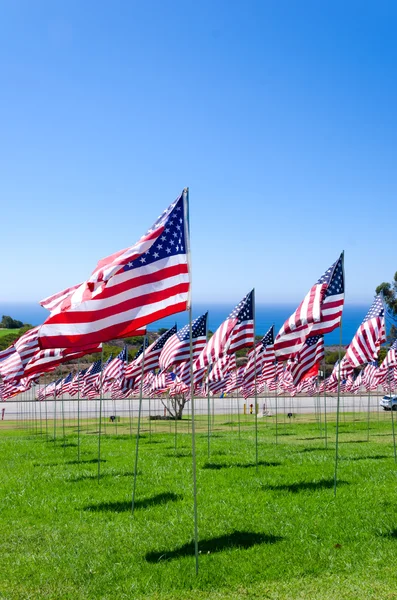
[1,0,396,307]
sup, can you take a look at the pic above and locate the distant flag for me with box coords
[102,347,127,382]
[345,295,386,367]
[195,290,254,371]
[81,360,102,396]
[69,369,88,397]
[159,313,207,370]
[287,335,325,386]
[379,339,397,371]
[274,254,344,359]
[243,325,274,386]
[125,326,177,380]
[38,191,191,349]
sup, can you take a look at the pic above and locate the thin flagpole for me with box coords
[77,364,81,463]
[183,187,199,575]
[97,347,104,482]
[388,367,397,462]
[252,289,259,470]
[333,252,345,496]
[323,360,328,448]
[132,334,147,514]
[366,388,371,442]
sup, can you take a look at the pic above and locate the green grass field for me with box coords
[0,328,20,338]
[1,412,397,599]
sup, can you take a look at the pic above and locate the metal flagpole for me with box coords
[366,388,371,442]
[323,360,328,448]
[131,334,147,514]
[97,347,104,482]
[333,252,345,496]
[207,381,211,458]
[388,367,397,462]
[252,289,259,470]
[183,187,199,575]
[77,364,81,463]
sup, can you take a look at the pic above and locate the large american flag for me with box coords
[159,313,207,370]
[274,254,344,359]
[287,335,325,386]
[194,290,254,371]
[345,295,386,367]
[38,192,191,349]
[125,326,177,380]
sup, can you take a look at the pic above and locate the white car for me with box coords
[379,395,397,411]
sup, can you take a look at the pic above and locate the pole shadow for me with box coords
[379,529,397,538]
[298,447,332,453]
[84,492,182,512]
[341,454,388,461]
[33,458,106,467]
[145,530,282,562]
[202,460,280,470]
[264,479,349,493]
[68,470,135,482]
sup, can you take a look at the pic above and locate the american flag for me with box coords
[38,192,191,349]
[274,254,344,359]
[379,339,397,371]
[81,360,102,397]
[159,313,207,370]
[125,326,177,380]
[345,295,386,368]
[287,335,325,386]
[0,327,40,383]
[59,372,73,395]
[243,325,274,386]
[102,347,127,382]
[68,369,88,397]
[194,290,254,371]
[23,343,101,379]
[362,361,379,391]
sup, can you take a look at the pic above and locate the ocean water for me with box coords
[0,301,372,346]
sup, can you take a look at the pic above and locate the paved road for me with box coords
[0,393,390,421]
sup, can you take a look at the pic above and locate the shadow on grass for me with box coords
[296,437,326,441]
[380,529,397,539]
[341,454,388,461]
[145,531,282,562]
[298,447,331,453]
[265,478,348,493]
[85,492,182,513]
[340,440,369,444]
[34,458,106,467]
[164,451,191,458]
[202,460,280,470]
[69,470,135,482]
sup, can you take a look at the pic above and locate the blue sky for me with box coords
[1,0,396,307]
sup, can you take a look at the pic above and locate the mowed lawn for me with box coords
[1,413,397,599]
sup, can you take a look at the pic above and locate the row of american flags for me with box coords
[0,190,395,401]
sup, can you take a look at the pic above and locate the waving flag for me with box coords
[243,325,274,386]
[159,313,207,370]
[23,343,101,379]
[125,326,177,380]
[287,335,325,386]
[39,191,191,349]
[274,254,344,359]
[102,347,127,382]
[345,295,386,367]
[195,290,254,371]
[0,328,40,383]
